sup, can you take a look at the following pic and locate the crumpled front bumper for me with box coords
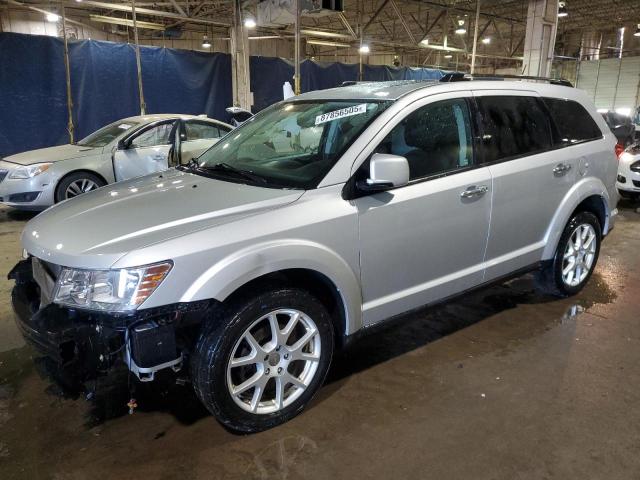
[8,259,212,390]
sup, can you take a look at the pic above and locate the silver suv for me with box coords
[10,79,618,432]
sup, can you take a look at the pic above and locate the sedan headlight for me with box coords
[8,163,52,179]
[53,261,172,311]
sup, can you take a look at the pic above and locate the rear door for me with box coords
[180,120,230,162]
[473,90,577,280]
[113,120,177,181]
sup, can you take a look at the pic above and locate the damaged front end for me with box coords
[9,258,212,394]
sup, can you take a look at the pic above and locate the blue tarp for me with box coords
[0,32,232,157]
[250,55,445,112]
[0,32,445,156]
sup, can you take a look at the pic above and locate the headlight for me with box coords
[8,163,52,179]
[53,261,172,311]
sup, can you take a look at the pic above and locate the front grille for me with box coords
[633,180,640,188]
[0,170,7,183]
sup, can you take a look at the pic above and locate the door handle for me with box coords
[460,185,489,198]
[553,163,572,175]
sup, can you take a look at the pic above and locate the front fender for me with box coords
[179,239,363,335]
[542,176,612,260]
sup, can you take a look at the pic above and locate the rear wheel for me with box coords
[191,287,334,432]
[536,211,601,297]
[55,172,106,203]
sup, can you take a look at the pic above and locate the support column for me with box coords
[131,0,146,115]
[231,0,251,109]
[522,0,559,77]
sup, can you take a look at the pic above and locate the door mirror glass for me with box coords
[358,153,409,191]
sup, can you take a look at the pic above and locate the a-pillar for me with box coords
[231,0,251,110]
[522,0,559,77]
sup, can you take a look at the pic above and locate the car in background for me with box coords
[0,114,232,210]
[600,111,636,146]
[617,142,640,200]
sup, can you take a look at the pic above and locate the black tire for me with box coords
[191,287,334,433]
[536,211,601,297]
[54,171,106,203]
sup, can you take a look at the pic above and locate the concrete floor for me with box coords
[1,202,640,479]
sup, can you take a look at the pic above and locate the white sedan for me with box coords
[0,114,232,210]
[617,144,640,200]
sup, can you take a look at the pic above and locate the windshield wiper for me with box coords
[202,162,267,184]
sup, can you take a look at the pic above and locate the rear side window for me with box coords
[185,121,222,141]
[476,96,552,163]
[543,98,602,145]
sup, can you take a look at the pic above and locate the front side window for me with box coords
[185,121,223,141]
[77,120,140,147]
[374,98,473,180]
[196,100,390,189]
[130,122,175,148]
[543,98,602,145]
[477,96,552,163]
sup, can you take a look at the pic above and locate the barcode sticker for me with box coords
[315,104,367,125]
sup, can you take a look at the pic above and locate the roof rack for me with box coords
[440,72,573,88]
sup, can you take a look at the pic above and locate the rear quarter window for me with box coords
[543,98,602,145]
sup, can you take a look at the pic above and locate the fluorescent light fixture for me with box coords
[635,24,640,37]
[89,15,165,30]
[301,29,352,40]
[444,53,453,59]
[359,45,370,54]
[420,38,429,45]
[558,1,568,17]
[244,18,256,29]
[46,13,60,22]
[202,34,211,48]
[481,37,491,44]
[307,39,350,48]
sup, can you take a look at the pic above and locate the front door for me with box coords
[353,95,493,325]
[113,120,177,181]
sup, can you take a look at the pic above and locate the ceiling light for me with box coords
[307,39,350,48]
[455,19,466,35]
[46,12,59,22]
[420,38,429,45]
[202,35,211,49]
[89,15,165,30]
[359,45,370,54]
[482,37,491,44]
[244,18,256,29]
[634,24,640,37]
[444,53,453,59]
[558,1,568,17]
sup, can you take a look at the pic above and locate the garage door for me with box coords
[577,56,640,115]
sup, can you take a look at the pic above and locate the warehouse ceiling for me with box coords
[4,0,640,69]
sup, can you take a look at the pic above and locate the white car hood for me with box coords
[4,144,101,165]
[22,169,304,269]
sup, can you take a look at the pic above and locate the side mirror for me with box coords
[357,153,410,192]
[117,138,129,150]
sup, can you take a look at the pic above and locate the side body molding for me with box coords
[180,239,363,335]
[542,176,613,260]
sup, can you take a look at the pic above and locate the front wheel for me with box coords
[191,288,334,432]
[536,211,601,297]
[55,172,106,202]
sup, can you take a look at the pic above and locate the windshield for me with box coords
[77,120,141,147]
[196,100,390,189]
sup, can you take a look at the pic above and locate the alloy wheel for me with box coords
[562,223,597,287]
[65,178,99,199]
[226,309,321,415]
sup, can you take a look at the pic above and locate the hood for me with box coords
[22,169,304,269]
[4,144,101,165]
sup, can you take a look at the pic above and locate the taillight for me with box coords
[615,143,624,158]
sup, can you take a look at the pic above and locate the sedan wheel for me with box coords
[561,223,597,287]
[65,178,99,199]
